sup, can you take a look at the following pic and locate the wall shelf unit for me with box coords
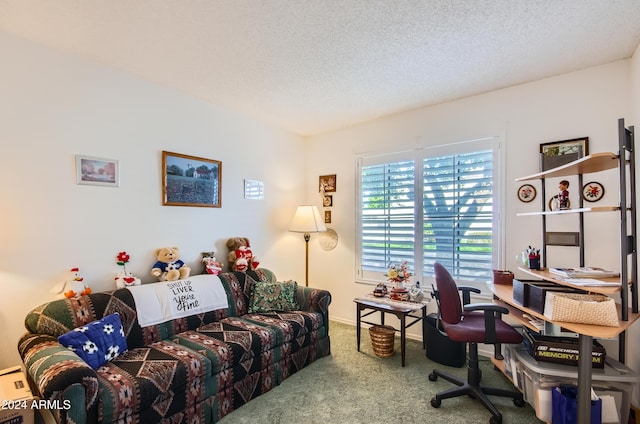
[492,118,638,423]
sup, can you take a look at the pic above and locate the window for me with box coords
[357,138,500,284]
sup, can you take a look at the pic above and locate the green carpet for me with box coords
[219,321,543,423]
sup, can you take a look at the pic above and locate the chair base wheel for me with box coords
[428,372,438,381]
[489,415,502,424]
[513,398,525,407]
[430,397,441,408]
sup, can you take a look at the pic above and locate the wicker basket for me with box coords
[543,292,619,327]
[369,325,396,357]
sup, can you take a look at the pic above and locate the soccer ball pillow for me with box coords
[58,313,128,369]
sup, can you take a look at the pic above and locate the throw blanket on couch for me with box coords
[128,274,229,327]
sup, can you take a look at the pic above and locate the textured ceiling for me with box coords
[2,1,640,136]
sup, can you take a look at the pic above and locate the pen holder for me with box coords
[528,255,540,270]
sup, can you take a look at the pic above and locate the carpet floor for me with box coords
[218,321,544,424]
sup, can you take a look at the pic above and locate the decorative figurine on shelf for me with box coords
[201,251,223,275]
[385,261,412,301]
[373,282,388,297]
[557,180,570,209]
[58,267,91,299]
[115,251,141,289]
[409,281,424,303]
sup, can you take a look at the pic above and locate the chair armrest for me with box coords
[295,287,332,329]
[18,333,99,424]
[457,285,481,305]
[463,302,510,345]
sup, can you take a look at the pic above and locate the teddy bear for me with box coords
[59,267,92,298]
[226,237,260,272]
[202,251,223,275]
[151,247,191,281]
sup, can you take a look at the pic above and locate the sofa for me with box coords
[18,269,331,423]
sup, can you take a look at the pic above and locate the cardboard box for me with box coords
[522,329,606,368]
[0,366,35,424]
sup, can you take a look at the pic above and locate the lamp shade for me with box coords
[289,205,327,233]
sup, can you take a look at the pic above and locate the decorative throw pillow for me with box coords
[248,280,299,313]
[58,313,128,369]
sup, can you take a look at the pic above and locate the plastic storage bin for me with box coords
[503,345,637,423]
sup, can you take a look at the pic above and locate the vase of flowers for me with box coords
[385,261,412,300]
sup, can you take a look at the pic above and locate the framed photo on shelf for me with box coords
[162,151,222,207]
[539,137,589,171]
[76,155,119,187]
[319,174,336,192]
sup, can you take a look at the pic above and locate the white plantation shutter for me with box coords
[357,138,497,284]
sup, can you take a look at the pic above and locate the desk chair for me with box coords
[428,263,524,424]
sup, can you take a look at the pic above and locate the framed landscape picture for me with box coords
[76,155,119,187]
[162,151,222,207]
[539,137,589,171]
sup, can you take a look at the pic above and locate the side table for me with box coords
[354,295,428,366]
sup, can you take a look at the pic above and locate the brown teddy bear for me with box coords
[226,237,260,272]
[151,247,191,281]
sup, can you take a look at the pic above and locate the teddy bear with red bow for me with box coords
[226,237,260,272]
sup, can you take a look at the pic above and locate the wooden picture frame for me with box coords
[323,194,333,207]
[162,151,222,207]
[319,174,336,192]
[324,210,332,223]
[76,155,119,187]
[539,137,589,171]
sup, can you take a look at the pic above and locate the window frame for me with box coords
[355,137,505,288]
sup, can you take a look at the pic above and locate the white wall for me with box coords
[0,32,309,368]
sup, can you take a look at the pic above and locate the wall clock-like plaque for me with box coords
[582,181,604,202]
[517,184,536,203]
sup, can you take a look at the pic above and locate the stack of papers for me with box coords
[549,267,618,278]
[561,278,621,287]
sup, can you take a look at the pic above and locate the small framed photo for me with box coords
[76,155,119,187]
[517,184,536,203]
[319,174,336,192]
[539,137,589,171]
[323,195,333,207]
[324,210,332,223]
[582,181,604,202]
[162,151,222,207]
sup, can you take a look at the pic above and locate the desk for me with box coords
[354,295,427,366]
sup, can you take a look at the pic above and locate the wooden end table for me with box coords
[354,295,428,366]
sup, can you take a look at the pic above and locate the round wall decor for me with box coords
[319,228,338,251]
[517,184,536,203]
[582,181,604,202]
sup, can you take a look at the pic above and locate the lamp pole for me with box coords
[304,232,311,287]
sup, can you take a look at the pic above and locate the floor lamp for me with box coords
[289,205,327,287]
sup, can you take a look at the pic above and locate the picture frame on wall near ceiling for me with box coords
[539,137,589,171]
[76,155,120,187]
[162,151,222,207]
[319,174,336,192]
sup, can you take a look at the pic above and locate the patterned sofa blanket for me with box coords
[18,269,332,424]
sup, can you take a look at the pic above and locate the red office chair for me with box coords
[429,263,525,424]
